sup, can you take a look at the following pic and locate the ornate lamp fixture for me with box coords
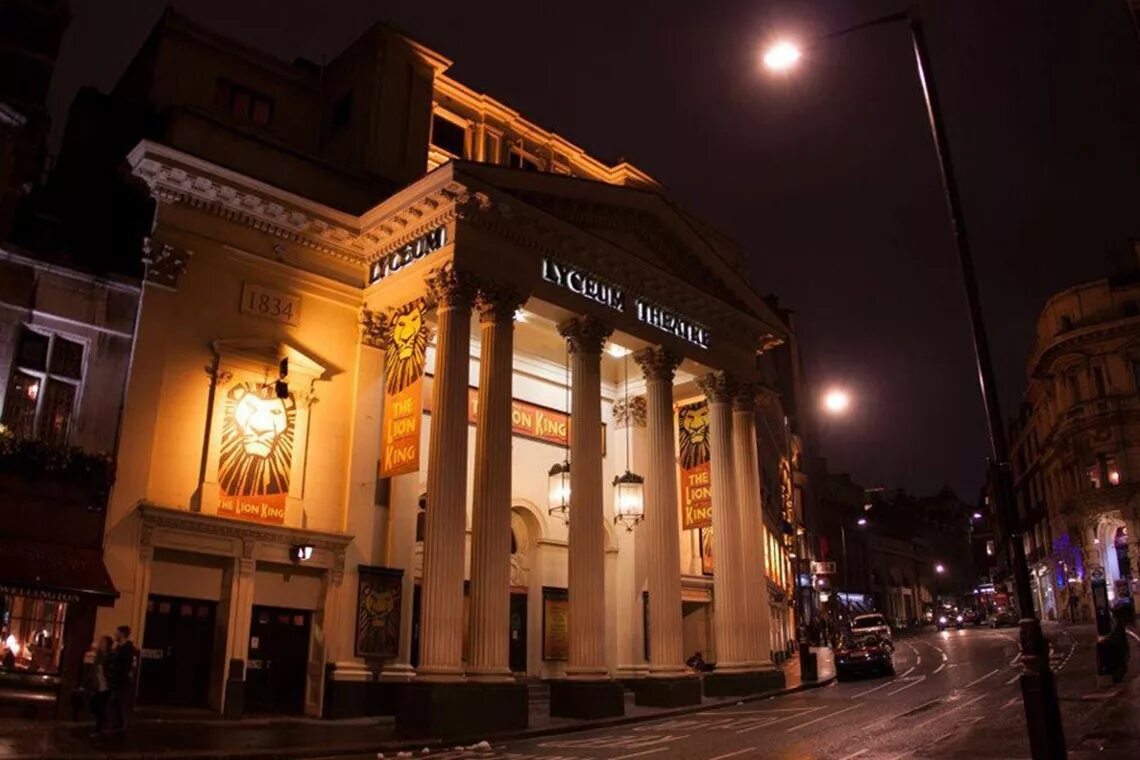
[548,340,571,525]
[612,349,644,531]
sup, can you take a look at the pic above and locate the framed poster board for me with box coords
[354,566,403,659]
[542,587,569,661]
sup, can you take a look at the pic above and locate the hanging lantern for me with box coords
[612,470,645,531]
[548,460,571,524]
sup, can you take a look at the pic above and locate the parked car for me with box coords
[989,607,1018,628]
[850,613,893,643]
[962,606,982,625]
[835,635,895,680]
[937,611,964,631]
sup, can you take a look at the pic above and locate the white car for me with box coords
[850,613,893,643]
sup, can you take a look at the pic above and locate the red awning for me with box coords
[0,539,118,605]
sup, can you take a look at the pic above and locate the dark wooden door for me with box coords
[509,593,527,673]
[245,606,310,715]
[138,595,216,707]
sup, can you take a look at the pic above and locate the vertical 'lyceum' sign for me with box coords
[380,299,430,477]
[677,400,712,530]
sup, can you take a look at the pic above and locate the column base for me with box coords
[322,664,403,718]
[549,679,625,719]
[395,681,528,739]
[630,675,702,707]
[702,668,785,697]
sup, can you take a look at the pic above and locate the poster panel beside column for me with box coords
[379,299,430,478]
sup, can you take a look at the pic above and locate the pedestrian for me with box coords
[1068,592,1079,624]
[87,636,113,737]
[1108,608,1130,684]
[107,625,138,732]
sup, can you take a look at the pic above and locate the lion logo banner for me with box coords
[678,400,712,530]
[218,382,296,524]
[380,299,429,477]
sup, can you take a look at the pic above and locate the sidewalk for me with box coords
[1067,627,1140,759]
[0,654,836,760]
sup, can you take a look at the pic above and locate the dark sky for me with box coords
[54,1,1140,498]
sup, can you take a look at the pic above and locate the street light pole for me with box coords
[762,8,1066,758]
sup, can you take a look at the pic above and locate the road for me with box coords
[350,624,1135,760]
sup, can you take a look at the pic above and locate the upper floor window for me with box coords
[1093,366,1107,397]
[1086,463,1102,490]
[1059,315,1073,331]
[1067,372,1081,403]
[1124,300,1139,318]
[508,148,542,172]
[214,78,274,127]
[1106,455,1121,486]
[330,91,352,133]
[431,114,467,157]
[1131,360,1140,392]
[2,327,84,445]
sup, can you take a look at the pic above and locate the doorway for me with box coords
[138,595,216,707]
[245,605,311,715]
[509,592,527,673]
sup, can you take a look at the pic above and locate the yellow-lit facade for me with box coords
[95,11,805,721]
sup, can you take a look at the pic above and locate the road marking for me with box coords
[886,675,925,695]
[612,748,671,760]
[707,749,756,760]
[735,706,825,733]
[1001,697,1020,710]
[1008,652,1021,667]
[1004,673,1020,686]
[961,668,999,690]
[1128,630,1140,643]
[916,655,922,665]
[838,751,869,760]
[786,703,863,732]
[910,693,988,732]
[933,662,946,674]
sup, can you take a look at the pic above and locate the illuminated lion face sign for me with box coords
[678,401,710,470]
[385,300,428,395]
[218,383,296,498]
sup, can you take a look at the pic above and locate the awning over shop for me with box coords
[0,539,118,605]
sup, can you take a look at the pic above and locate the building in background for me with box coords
[1005,249,1140,622]
[44,10,810,732]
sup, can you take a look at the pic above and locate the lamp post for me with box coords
[762,10,1065,758]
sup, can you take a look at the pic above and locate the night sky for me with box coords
[52,1,1140,498]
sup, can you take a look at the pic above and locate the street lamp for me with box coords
[822,388,850,415]
[935,563,946,575]
[760,9,1064,757]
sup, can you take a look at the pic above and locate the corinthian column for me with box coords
[559,316,613,679]
[733,385,772,667]
[698,371,750,673]
[417,264,475,682]
[467,285,524,682]
[634,348,686,676]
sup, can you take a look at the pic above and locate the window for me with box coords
[2,327,84,445]
[1124,300,1139,317]
[214,78,274,127]
[483,132,501,164]
[330,91,352,133]
[1086,463,1102,490]
[431,114,467,157]
[986,540,995,557]
[508,148,542,172]
[1106,456,1121,486]
[1093,366,1107,397]
[1059,315,1073,331]
[1067,373,1081,403]
[1132,360,1140,392]
[1,593,66,674]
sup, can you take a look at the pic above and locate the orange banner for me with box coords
[678,400,712,530]
[380,377,423,477]
[467,390,570,447]
[379,300,429,478]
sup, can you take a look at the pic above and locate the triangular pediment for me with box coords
[452,162,775,324]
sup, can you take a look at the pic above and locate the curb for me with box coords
[13,674,836,760]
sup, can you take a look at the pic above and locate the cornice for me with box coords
[138,503,354,552]
[1029,316,1140,378]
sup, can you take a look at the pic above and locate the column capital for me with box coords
[732,382,763,412]
[613,395,647,428]
[361,308,390,349]
[697,371,738,403]
[558,316,613,355]
[425,263,477,309]
[142,237,193,289]
[633,347,682,383]
[475,281,526,324]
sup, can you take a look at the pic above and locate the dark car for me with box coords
[936,611,964,631]
[989,607,1018,628]
[835,636,895,680]
[962,607,982,625]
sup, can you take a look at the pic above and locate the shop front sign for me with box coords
[369,226,448,284]
[541,259,710,349]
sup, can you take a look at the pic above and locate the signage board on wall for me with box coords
[217,381,295,525]
[542,587,569,661]
[811,561,837,575]
[354,566,402,659]
[677,400,712,530]
[379,299,430,478]
[240,282,301,326]
[369,226,447,284]
[541,258,711,349]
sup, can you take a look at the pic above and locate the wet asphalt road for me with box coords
[345,624,1135,760]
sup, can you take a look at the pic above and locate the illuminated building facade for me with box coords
[89,11,806,732]
[1008,254,1140,621]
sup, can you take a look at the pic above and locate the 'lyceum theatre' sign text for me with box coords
[369,226,448,284]
[541,259,711,349]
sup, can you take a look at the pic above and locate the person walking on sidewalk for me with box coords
[87,636,113,736]
[1108,608,1131,684]
[107,625,138,732]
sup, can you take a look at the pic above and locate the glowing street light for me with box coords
[856,517,868,527]
[935,563,946,574]
[762,40,802,71]
[822,388,850,415]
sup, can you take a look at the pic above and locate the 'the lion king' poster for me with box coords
[380,299,429,478]
[355,566,402,658]
[678,400,712,530]
[217,381,296,524]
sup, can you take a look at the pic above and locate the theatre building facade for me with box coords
[95,12,803,733]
